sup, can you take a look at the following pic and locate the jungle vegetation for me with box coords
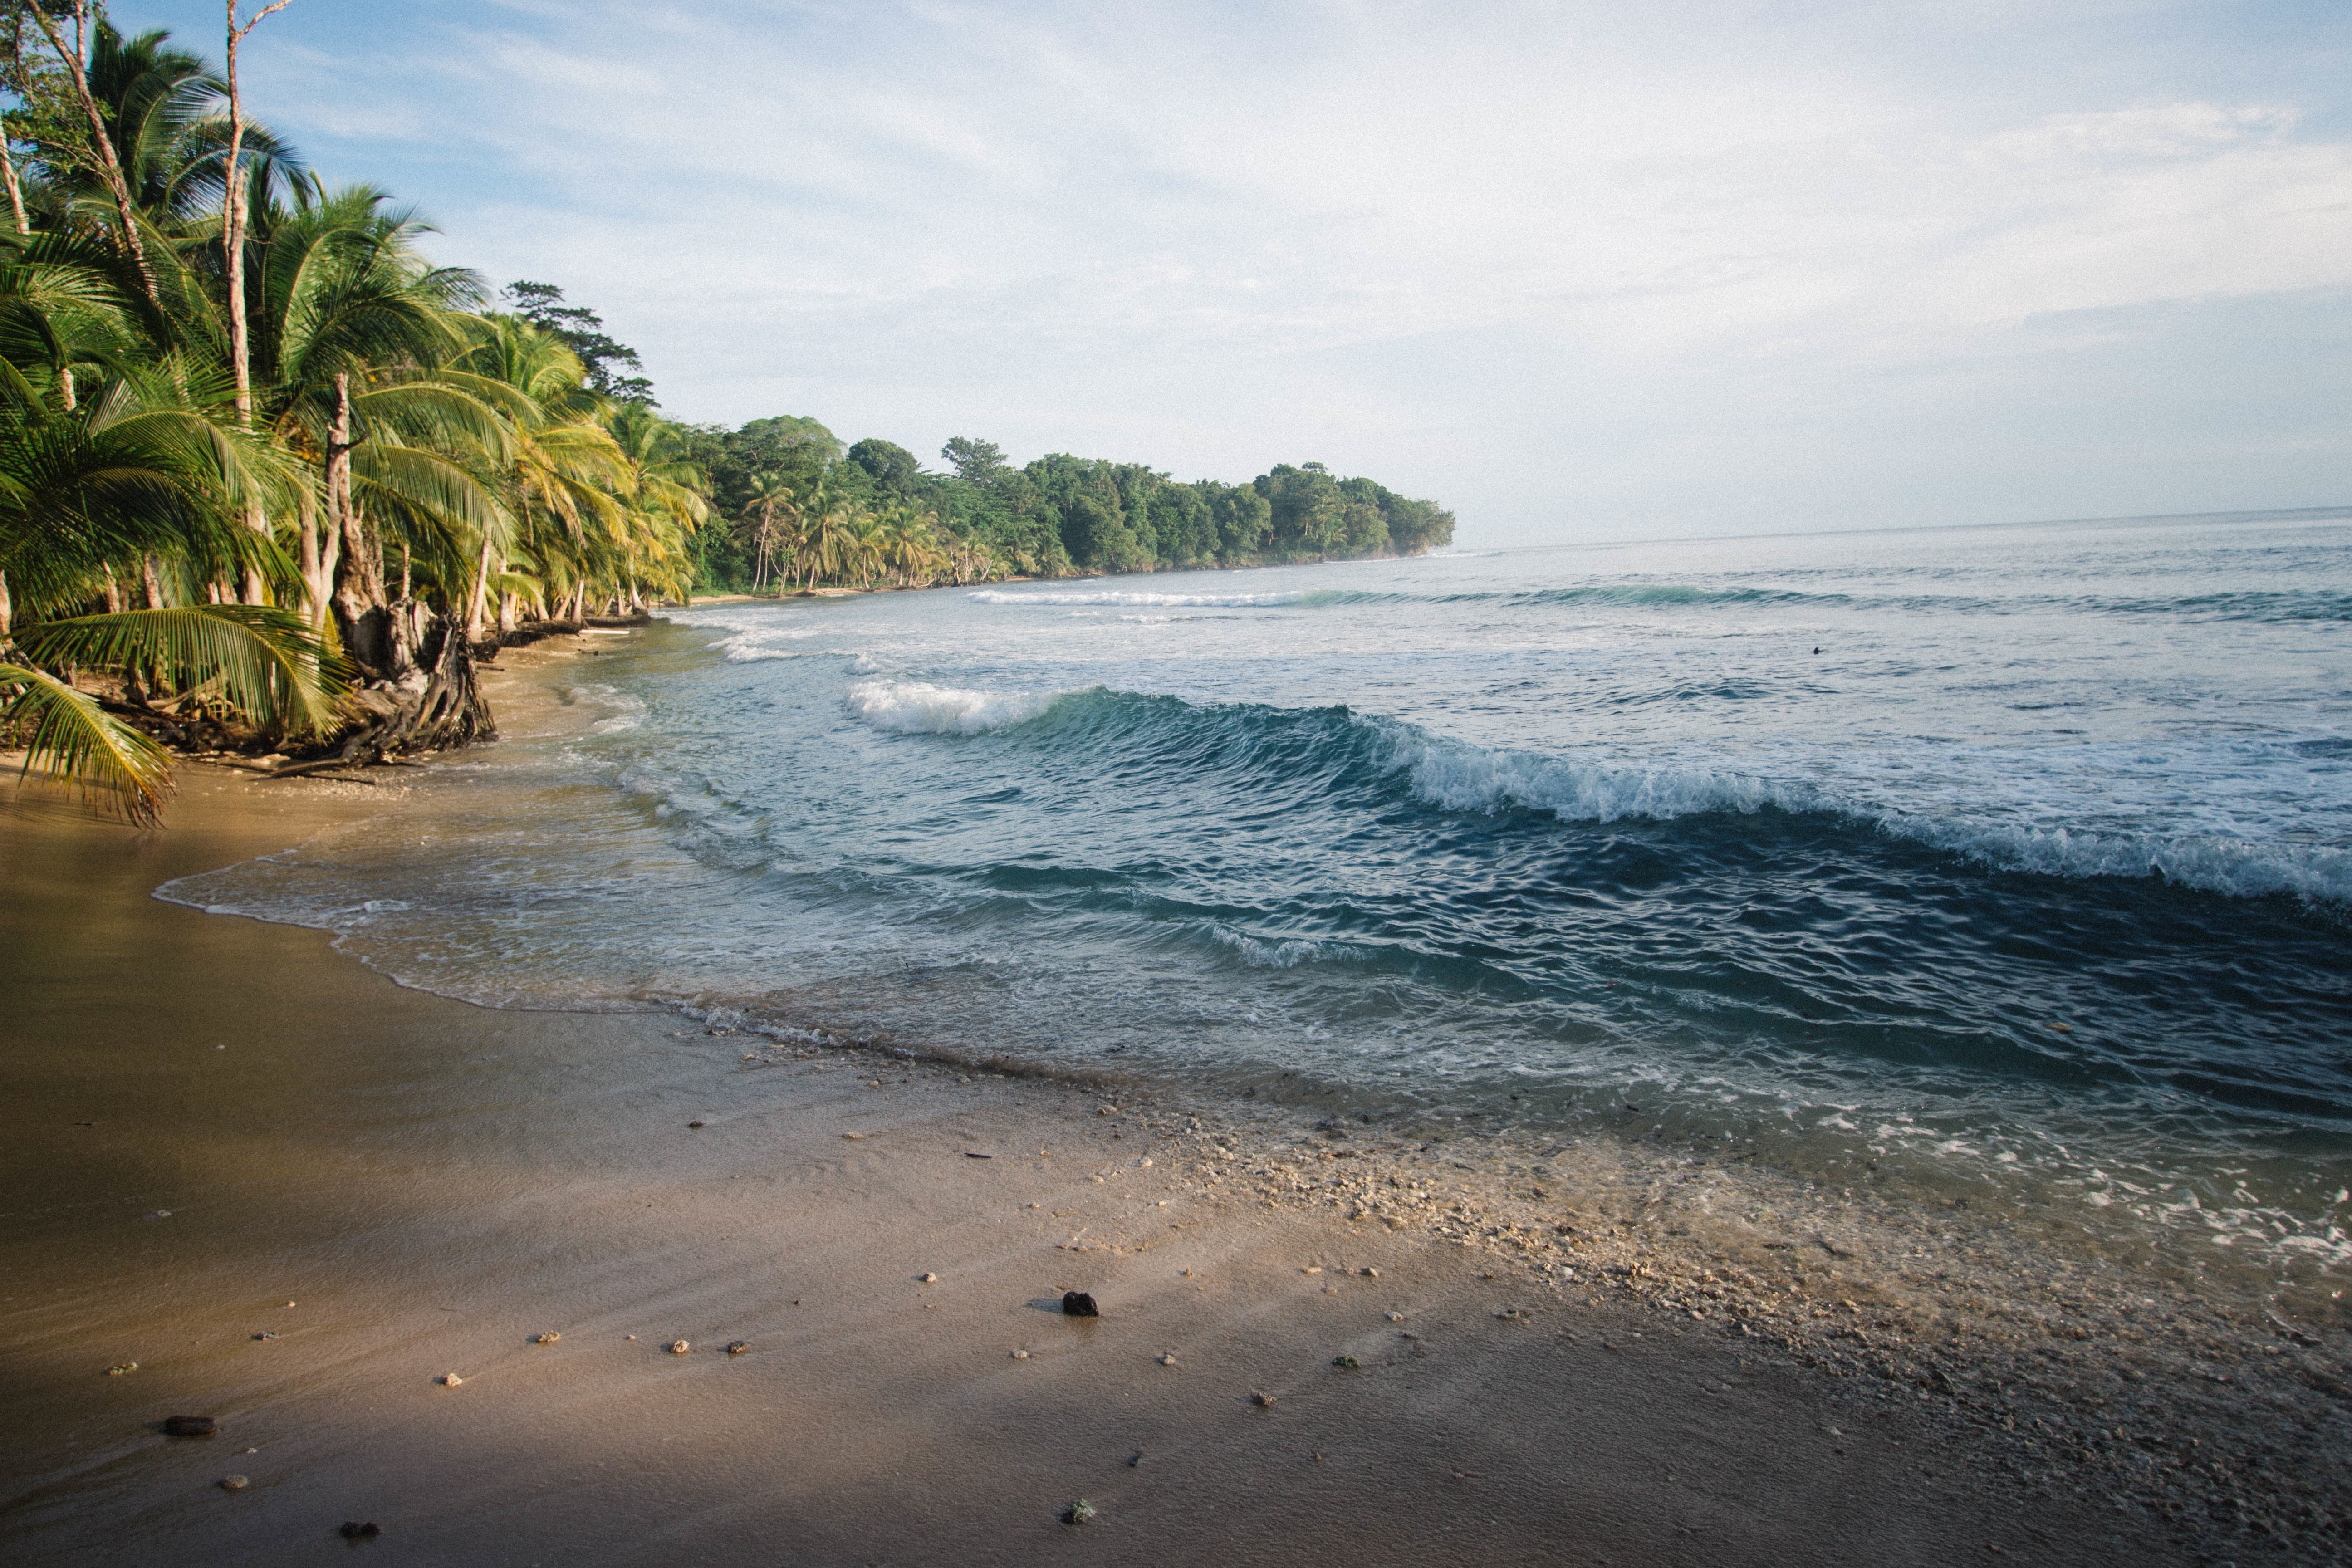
[0,3,1452,824]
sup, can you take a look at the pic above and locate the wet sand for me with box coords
[0,754,2316,1565]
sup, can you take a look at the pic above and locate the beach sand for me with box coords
[0,711,2328,1563]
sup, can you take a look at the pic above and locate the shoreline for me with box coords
[1,637,2343,1563]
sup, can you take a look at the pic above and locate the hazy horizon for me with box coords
[118,0,2352,547]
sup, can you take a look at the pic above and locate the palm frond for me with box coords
[0,662,175,825]
[14,605,353,737]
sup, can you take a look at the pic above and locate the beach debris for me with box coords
[1250,1391,1277,1407]
[841,1132,866,1141]
[163,1416,217,1436]
[148,1210,173,1220]
[252,1331,279,1342]
[1303,1266,1323,1275]
[436,1373,464,1387]
[688,1121,706,1129]
[919,1272,939,1284]
[219,1475,249,1492]
[1011,1349,1031,1359]
[1138,1157,1153,1168]
[285,1302,296,1308]
[727,1341,750,1356]
[106,1362,138,1376]
[1127,1451,1144,1467]
[1332,1355,1361,1370]
[1360,1267,1379,1278]
[531,1332,561,1345]
[1060,1498,1097,1526]
[667,1340,691,1355]
[1061,1291,1100,1317]
[1495,1308,1529,1320]
[1386,1312,1406,1323]
[339,1521,382,1539]
[964,1151,993,1159]
[1157,1353,1178,1366]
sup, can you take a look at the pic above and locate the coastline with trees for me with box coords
[0,5,1453,823]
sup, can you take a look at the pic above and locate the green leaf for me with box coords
[13,604,353,737]
[0,662,175,826]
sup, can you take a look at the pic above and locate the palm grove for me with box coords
[0,4,1453,824]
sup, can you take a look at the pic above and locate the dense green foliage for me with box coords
[681,417,1454,592]
[0,4,704,818]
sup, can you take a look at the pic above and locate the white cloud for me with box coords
[117,0,2352,538]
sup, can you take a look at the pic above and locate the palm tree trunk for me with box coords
[297,490,321,624]
[142,555,164,609]
[0,138,27,235]
[0,569,12,641]
[465,538,493,642]
[28,5,164,313]
[326,372,391,672]
[223,4,295,604]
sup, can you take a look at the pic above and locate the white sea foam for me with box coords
[846,680,1060,735]
[970,588,1305,608]
[1378,724,2352,903]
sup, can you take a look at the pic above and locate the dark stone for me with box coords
[339,1521,382,1539]
[687,1121,706,1129]
[1062,1291,1099,1318]
[162,1416,216,1437]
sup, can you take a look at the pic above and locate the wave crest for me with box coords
[846,680,1061,735]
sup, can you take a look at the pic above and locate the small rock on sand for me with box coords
[163,1415,217,1436]
[1062,1291,1100,1317]
[1250,1391,1277,1407]
[687,1121,706,1129]
[531,1332,560,1344]
[919,1272,939,1284]
[219,1475,249,1492]
[106,1362,137,1376]
[1011,1349,1031,1359]
[727,1341,750,1355]
[667,1340,691,1354]
[1157,1353,1178,1366]
[437,1373,463,1387]
[339,1522,381,1539]
[1333,1355,1361,1370]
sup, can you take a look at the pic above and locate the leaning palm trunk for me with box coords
[326,375,392,673]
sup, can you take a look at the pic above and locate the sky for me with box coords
[114,0,2352,546]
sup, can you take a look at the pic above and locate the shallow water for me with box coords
[164,510,2352,1287]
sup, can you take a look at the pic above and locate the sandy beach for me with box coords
[1,647,2343,1564]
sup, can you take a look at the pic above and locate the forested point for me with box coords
[686,426,1456,593]
[0,5,1451,822]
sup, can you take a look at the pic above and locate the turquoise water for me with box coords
[166,510,2352,1280]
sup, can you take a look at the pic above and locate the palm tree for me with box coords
[735,469,797,592]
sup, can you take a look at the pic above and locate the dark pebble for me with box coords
[339,1521,382,1539]
[163,1416,216,1437]
[688,1121,706,1129]
[1062,1291,1100,1318]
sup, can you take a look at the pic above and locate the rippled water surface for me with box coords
[167,510,2352,1279]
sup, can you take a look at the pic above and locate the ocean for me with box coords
[164,509,2352,1293]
